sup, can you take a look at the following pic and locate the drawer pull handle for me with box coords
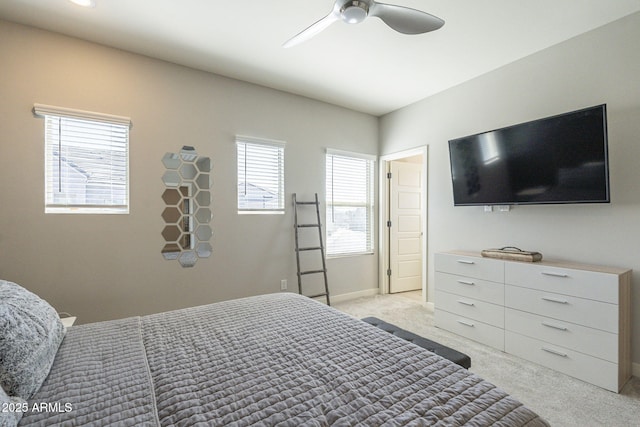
[457,299,475,307]
[457,319,475,327]
[457,280,475,286]
[542,321,568,331]
[541,296,569,304]
[457,260,475,265]
[542,347,568,358]
[542,271,569,278]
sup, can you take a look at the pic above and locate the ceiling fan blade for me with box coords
[369,1,444,34]
[283,11,340,48]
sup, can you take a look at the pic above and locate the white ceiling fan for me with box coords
[283,0,445,48]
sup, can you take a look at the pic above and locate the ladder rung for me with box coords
[297,224,320,228]
[298,246,322,251]
[299,269,326,275]
[296,201,318,205]
[307,293,328,299]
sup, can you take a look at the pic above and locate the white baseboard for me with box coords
[633,362,640,378]
[331,288,379,303]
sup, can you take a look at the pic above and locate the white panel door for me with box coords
[389,160,422,293]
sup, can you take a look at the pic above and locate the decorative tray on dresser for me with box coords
[434,250,632,392]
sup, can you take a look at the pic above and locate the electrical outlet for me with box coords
[280,279,287,291]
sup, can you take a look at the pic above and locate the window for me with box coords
[236,137,285,213]
[34,104,130,214]
[326,150,375,256]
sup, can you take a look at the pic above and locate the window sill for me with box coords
[327,252,375,259]
[45,207,129,214]
[238,210,285,215]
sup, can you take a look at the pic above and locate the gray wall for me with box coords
[379,12,640,366]
[0,20,378,323]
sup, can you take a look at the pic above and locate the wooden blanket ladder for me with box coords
[293,193,330,305]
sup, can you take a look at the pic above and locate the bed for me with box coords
[1,280,549,426]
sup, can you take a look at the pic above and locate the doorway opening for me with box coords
[379,147,428,303]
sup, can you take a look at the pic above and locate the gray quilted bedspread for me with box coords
[19,293,549,426]
[19,317,159,426]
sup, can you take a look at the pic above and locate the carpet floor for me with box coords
[334,292,640,427]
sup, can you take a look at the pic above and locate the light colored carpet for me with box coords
[334,292,640,427]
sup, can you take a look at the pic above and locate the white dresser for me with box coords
[434,251,632,392]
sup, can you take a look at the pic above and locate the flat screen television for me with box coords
[448,104,609,206]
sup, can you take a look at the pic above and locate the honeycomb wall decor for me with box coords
[161,146,212,267]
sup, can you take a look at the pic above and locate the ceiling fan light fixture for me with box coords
[283,0,444,48]
[341,1,368,24]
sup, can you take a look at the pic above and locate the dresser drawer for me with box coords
[505,285,617,333]
[505,308,618,362]
[435,309,504,351]
[505,262,619,304]
[506,331,619,392]
[435,253,504,282]
[435,290,504,327]
[434,271,504,305]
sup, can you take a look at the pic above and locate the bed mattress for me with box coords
[19,293,548,426]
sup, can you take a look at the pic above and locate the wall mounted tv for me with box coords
[448,104,609,206]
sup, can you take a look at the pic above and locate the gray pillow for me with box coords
[0,386,26,427]
[0,280,65,399]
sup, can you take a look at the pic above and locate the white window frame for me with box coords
[325,149,376,257]
[236,136,285,214]
[33,104,131,214]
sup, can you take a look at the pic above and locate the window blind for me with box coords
[34,104,130,214]
[326,151,375,256]
[237,137,285,212]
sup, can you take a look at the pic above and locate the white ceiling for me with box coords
[2,0,640,116]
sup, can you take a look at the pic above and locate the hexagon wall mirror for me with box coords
[161,146,212,267]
